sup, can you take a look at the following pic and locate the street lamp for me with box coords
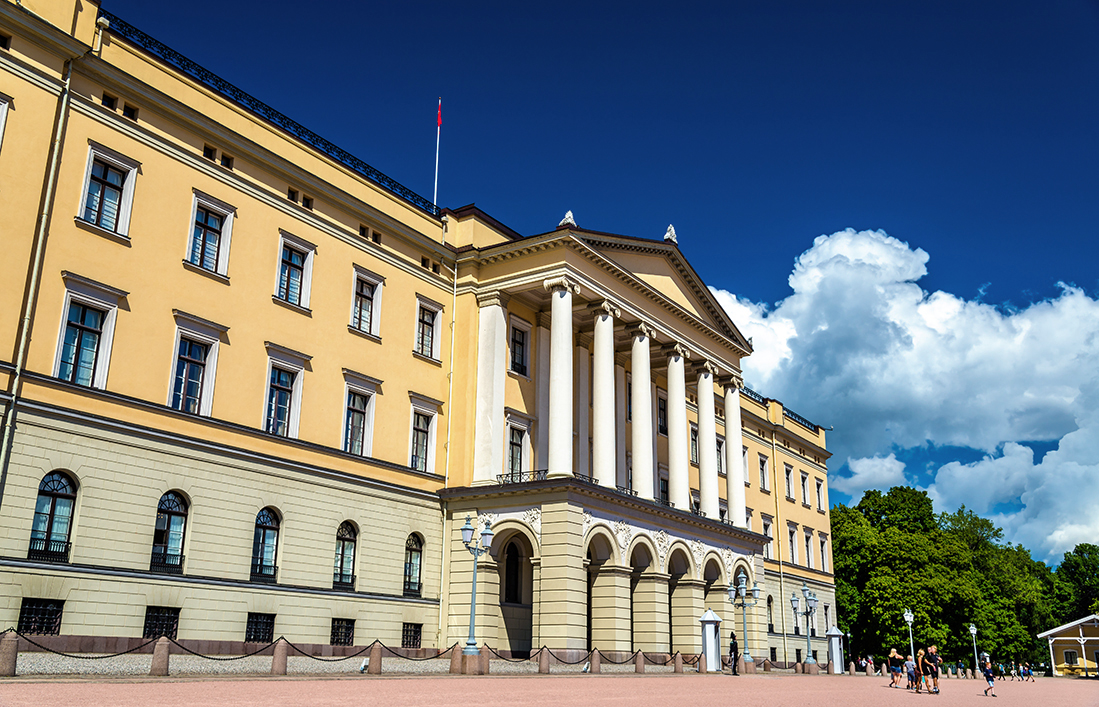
[903,608,915,659]
[727,571,761,664]
[459,515,494,656]
[969,624,978,674]
[790,583,819,664]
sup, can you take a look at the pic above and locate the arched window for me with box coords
[767,595,775,633]
[403,534,422,597]
[333,521,356,589]
[251,507,280,583]
[30,472,76,562]
[504,541,522,604]
[151,492,188,574]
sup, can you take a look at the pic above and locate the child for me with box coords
[983,660,997,697]
[905,654,916,690]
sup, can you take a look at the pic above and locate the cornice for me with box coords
[0,2,89,61]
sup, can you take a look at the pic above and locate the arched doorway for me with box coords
[667,546,702,654]
[496,530,535,658]
[585,530,618,651]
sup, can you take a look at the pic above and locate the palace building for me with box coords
[0,0,835,664]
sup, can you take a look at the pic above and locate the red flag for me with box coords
[437,99,442,127]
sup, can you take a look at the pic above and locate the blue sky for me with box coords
[100,1,1099,562]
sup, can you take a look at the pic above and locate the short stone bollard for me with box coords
[674,653,683,673]
[635,651,645,673]
[698,653,707,674]
[461,652,482,675]
[150,636,170,676]
[806,662,819,675]
[794,662,803,674]
[367,641,382,675]
[591,651,601,674]
[0,633,19,677]
[271,639,287,675]
[967,669,974,679]
[480,644,491,675]
[449,645,462,674]
[538,648,550,674]
[848,661,856,676]
[864,663,873,677]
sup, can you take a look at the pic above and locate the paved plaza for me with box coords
[0,672,1094,707]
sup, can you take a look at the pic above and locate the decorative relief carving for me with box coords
[582,510,594,536]
[690,539,707,578]
[613,519,635,553]
[523,507,542,538]
[654,530,671,569]
[477,512,498,530]
[721,546,736,583]
[559,210,577,228]
[664,224,678,244]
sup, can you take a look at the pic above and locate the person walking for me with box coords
[728,631,740,676]
[983,660,997,697]
[905,654,917,690]
[887,648,903,687]
[926,644,943,694]
[915,649,928,694]
[1025,662,1036,682]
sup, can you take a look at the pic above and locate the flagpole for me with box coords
[433,97,441,206]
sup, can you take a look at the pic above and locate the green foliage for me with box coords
[833,486,1089,665]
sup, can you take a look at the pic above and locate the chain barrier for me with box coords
[378,641,459,662]
[165,636,279,662]
[544,647,593,666]
[597,649,639,665]
[483,644,543,663]
[643,651,673,666]
[8,629,158,660]
[683,653,700,665]
[280,638,373,662]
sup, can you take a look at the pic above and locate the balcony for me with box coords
[656,498,674,508]
[27,538,70,563]
[497,469,548,485]
[150,549,184,575]
[250,561,278,584]
[573,473,597,484]
[615,485,639,497]
[333,572,356,591]
[690,508,707,518]
[403,579,422,598]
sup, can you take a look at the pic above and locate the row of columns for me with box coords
[473,278,748,528]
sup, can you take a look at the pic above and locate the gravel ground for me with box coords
[13,652,677,676]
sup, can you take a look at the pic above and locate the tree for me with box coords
[1057,543,1099,619]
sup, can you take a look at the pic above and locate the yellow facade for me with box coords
[1038,615,1099,677]
[0,0,834,663]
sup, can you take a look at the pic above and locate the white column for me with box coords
[629,323,655,500]
[665,344,690,510]
[472,292,508,485]
[575,333,592,478]
[696,362,719,518]
[614,355,627,489]
[544,277,579,479]
[535,312,551,469]
[723,377,747,527]
[591,301,620,487]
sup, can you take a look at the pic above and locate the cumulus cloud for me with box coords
[712,228,1099,562]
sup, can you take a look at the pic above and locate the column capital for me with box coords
[626,321,658,340]
[660,342,693,360]
[717,373,745,391]
[543,275,582,296]
[475,289,511,309]
[691,360,720,378]
[587,299,622,319]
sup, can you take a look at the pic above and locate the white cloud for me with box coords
[712,228,1099,562]
[831,453,908,496]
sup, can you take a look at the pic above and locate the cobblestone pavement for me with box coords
[0,671,1093,707]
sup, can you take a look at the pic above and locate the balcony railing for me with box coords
[333,572,356,590]
[615,485,638,497]
[656,498,674,508]
[250,561,278,584]
[28,538,70,563]
[783,407,820,432]
[573,473,596,484]
[690,508,707,518]
[403,579,422,598]
[150,549,184,574]
[743,387,767,405]
[497,469,548,485]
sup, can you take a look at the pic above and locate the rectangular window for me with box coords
[351,279,375,333]
[220,154,234,169]
[716,437,725,476]
[719,502,727,522]
[344,391,370,455]
[245,612,275,643]
[410,411,432,472]
[171,338,207,414]
[0,96,9,151]
[820,537,828,572]
[801,472,809,504]
[1065,650,1078,666]
[0,33,9,51]
[142,606,180,639]
[626,378,632,421]
[416,305,437,358]
[789,527,798,565]
[816,479,824,510]
[301,195,314,210]
[58,301,104,387]
[743,447,750,486]
[265,367,295,437]
[507,426,525,478]
[759,455,769,491]
[186,191,237,277]
[18,598,64,635]
[122,103,138,120]
[690,424,699,463]
[785,464,794,499]
[805,533,814,569]
[402,623,422,649]
[770,647,777,663]
[657,396,668,435]
[510,321,530,376]
[331,618,355,646]
[659,475,669,504]
[762,519,772,559]
[82,159,126,231]
[202,144,216,160]
[278,245,305,306]
[287,188,298,202]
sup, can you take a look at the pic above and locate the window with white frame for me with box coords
[342,369,379,457]
[263,343,309,438]
[804,531,814,569]
[801,472,809,504]
[169,311,225,416]
[719,500,728,522]
[788,526,798,565]
[785,464,794,499]
[408,394,441,473]
[745,508,753,532]
[185,190,235,276]
[509,317,531,377]
[54,272,125,390]
[689,423,699,464]
[1064,650,1078,666]
[78,142,139,236]
[819,536,829,573]
[0,94,9,152]
[716,436,725,476]
[504,412,531,479]
[414,296,443,360]
[274,231,316,310]
[759,454,770,491]
[761,517,772,559]
[743,446,750,486]
[656,392,668,435]
[816,478,824,510]
[349,265,384,338]
[658,468,669,505]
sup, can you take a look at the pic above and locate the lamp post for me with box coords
[790,583,819,664]
[903,608,915,660]
[459,515,494,656]
[969,624,978,674]
[727,571,761,664]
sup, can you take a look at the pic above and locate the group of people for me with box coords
[883,645,946,694]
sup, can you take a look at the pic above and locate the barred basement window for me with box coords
[245,612,275,643]
[143,606,180,639]
[330,618,354,646]
[401,623,422,649]
[18,598,63,635]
